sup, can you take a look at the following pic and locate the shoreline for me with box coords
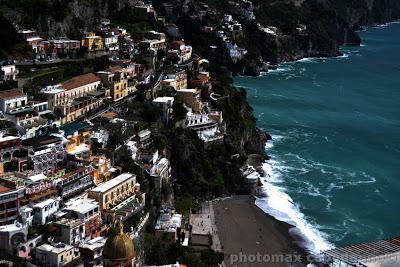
[234,20,400,78]
[212,195,311,267]
[227,18,400,265]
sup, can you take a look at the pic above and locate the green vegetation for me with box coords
[0,15,33,59]
[142,235,223,267]
[172,96,188,122]
[174,196,192,216]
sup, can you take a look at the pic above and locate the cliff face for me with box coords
[230,0,400,75]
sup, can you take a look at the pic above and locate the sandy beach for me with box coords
[212,195,308,267]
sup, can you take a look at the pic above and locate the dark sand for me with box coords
[213,195,308,267]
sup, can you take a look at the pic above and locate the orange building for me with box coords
[66,130,92,159]
[91,155,112,185]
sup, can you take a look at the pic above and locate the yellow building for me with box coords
[35,243,80,267]
[41,73,104,125]
[176,89,204,113]
[87,173,139,211]
[96,70,129,101]
[161,70,187,90]
[81,32,104,52]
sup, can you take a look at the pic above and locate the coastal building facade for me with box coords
[35,243,81,267]
[87,173,139,211]
[41,73,102,124]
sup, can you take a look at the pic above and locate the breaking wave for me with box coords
[255,136,335,255]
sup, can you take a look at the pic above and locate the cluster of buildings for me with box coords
[16,3,160,62]
[214,14,248,62]
[0,113,146,264]
[0,2,229,266]
[153,66,225,143]
[19,30,81,60]
[18,18,136,61]
[0,59,147,137]
[153,201,221,256]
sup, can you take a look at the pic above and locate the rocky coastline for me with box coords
[229,0,400,77]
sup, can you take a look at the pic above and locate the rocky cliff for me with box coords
[0,0,136,38]
[231,0,400,75]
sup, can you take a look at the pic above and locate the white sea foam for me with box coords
[265,67,292,74]
[256,158,335,255]
[296,57,316,63]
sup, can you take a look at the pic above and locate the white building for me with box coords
[79,236,107,266]
[150,157,171,193]
[32,198,60,225]
[103,33,119,51]
[0,89,28,114]
[155,208,182,241]
[0,222,28,254]
[53,218,85,245]
[20,207,34,225]
[62,198,101,238]
[144,31,166,41]
[1,65,18,81]
[152,97,174,124]
[35,243,80,267]
[185,112,222,142]
[140,39,166,51]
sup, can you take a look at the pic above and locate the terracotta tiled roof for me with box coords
[0,89,25,100]
[111,66,123,72]
[62,73,100,91]
[0,186,11,193]
[171,40,185,50]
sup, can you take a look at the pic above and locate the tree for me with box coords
[200,249,224,266]
[172,97,187,122]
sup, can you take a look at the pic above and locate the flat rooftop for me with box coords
[90,173,135,193]
[177,89,198,93]
[63,198,98,214]
[80,236,107,250]
[22,135,62,148]
[0,135,20,143]
[32,198,57,209]
[153,97,174,104]
[54,218,84,228]
[37,243,72,254]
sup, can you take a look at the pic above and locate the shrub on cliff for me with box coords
[0,16,34,59]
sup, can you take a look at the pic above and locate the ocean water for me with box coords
[234,22,400,253]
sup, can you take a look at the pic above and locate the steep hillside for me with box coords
[222,0,400,74]
[0,0,147,38]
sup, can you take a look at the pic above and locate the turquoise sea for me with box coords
[234,22,400,253]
